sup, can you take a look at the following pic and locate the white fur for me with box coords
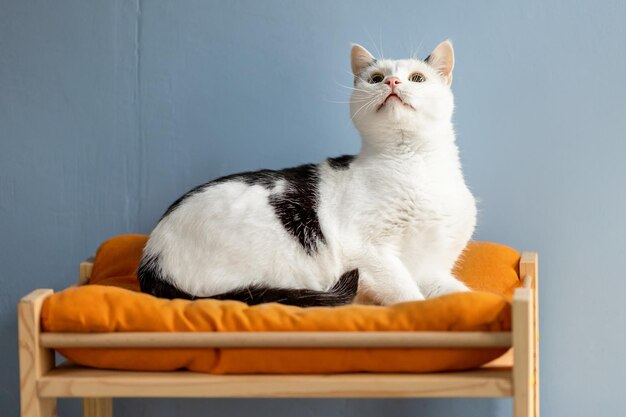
[143,41,477,305]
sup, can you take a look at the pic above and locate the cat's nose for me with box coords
[385,77,401,89]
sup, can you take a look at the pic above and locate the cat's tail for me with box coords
[138,255,359,307]
[209,269,359,307]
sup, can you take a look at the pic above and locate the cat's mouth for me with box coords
[378,93,415,111]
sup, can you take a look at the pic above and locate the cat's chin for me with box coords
[377,96,416,112]
[373,103,418,126]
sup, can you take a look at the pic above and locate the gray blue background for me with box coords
[2,1,625,416]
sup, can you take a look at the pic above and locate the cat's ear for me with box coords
[351,44,376,77]
[425,40,455,85]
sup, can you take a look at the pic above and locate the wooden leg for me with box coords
[513,286,534,417]
[533,268,540,417]
[83,398,113,417]
[18,289,56,417]
[520,252,540,417]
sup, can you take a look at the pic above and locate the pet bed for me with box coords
[18,235,539,417]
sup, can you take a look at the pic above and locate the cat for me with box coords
[138,40,477,307]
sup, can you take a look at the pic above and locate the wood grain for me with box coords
[39,331,512,349]
[513,287,534,417]
[521,251,540,417]
[83,398,112,417]
[39,364,513,398]
[18,289,56,417]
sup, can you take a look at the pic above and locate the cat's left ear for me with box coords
[351,44,376,77]
[426,40,455,85]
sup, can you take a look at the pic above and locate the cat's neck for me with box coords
[350,123,463,190]
[357,122,457,162]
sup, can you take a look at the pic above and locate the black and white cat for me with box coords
[138,40,477,307]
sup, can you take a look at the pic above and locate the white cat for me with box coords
[139,40,476,306]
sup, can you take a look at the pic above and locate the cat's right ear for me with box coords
[351,44,376,77]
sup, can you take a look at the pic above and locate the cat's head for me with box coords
[350,40,455,139]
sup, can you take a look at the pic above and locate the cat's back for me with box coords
[140,158,351,297]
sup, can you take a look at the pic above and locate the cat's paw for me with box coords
[426,278,471,298]
[379,290,426,306]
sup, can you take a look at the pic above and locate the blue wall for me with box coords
[2,1,625,416]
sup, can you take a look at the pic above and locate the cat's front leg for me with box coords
[418,273,471,299]
[357,250,426,305]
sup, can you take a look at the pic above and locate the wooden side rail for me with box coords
[37,366,514,399]
[40,331,512,349]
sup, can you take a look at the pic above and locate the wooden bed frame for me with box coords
[18,252,539,417]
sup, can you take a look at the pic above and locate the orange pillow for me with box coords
[41,235,521,374]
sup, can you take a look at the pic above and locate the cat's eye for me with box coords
[368,73,384,84]
[410,73,426,83]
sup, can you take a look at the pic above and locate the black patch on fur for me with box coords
[160,163,325,254]
[327,155,355,170]
[424,54,432,63]
[214,170,280,188]
[268,163,325,254]
[138,255,359,307]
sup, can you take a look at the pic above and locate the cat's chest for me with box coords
[330,155,472,245]
[363,167,469,235]
[381,160,458,201]
[381,181,448,221]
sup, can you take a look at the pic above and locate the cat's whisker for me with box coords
[350,92,384,121]
[339,85,368,93]
[409,39,425,61]
[325,99,358,104]
[334,82,370,93]
[337,87,369,95]
[365,29,383,60]
[325,95,374,105]
[349,99,374,121]
[335,77,361,86]
[340,69,370,86]
[327,91,373,100]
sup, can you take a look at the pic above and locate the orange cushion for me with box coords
[41,235,521,374]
